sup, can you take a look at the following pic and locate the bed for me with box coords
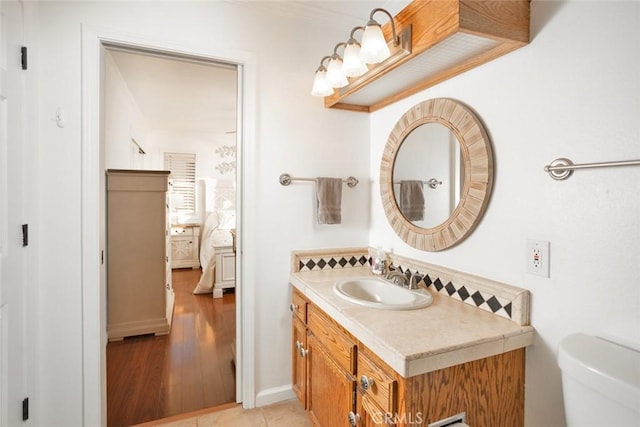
[192,179,236,295]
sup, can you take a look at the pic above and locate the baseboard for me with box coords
[107,317,170,341]
[254,384,295,407]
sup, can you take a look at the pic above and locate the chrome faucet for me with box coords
[408,272,424,290]
[384,270,408,288]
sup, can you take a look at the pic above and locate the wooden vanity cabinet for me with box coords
[290,288,525,427]
[397,348,525,427]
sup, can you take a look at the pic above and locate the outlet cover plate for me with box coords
[527,239,550,277]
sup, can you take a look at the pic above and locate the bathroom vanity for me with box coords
[289,248,534,427]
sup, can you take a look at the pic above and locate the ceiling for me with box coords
[108,1,411,135]
[224,0,410,26]
[108,48,239,135]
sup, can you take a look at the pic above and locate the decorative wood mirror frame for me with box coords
[380,98,494,251]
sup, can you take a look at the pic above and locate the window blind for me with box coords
[164,152,196,212]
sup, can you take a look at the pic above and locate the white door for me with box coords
[0,0,29,425]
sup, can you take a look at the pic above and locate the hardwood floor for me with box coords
[107,269,236,427]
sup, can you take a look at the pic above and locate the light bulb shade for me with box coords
[311,70,333,97]
[326,57,348,88]
[342,43,367,77]
[360,24,391,64]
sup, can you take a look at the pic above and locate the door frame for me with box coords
[81,25,257,425]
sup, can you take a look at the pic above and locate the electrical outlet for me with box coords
[526,239,550,277]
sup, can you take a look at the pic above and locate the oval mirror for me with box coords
[380,98,493,251]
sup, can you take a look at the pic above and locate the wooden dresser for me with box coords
[106,169,174,341]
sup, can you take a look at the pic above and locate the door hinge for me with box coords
[22,397,29,421]
[21,46,27,70]
[21,224,28,247]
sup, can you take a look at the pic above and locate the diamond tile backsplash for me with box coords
[297,255,370,272]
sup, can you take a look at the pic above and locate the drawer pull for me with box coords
[348,411,360,426]
[289,303,298,313]
[360,375,374,390]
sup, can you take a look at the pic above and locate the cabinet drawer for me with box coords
[171,227,192,236]
[358,351,397,414]
[308,305,356,375]
[290,289,307,323]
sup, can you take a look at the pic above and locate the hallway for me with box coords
[107,269,236,426]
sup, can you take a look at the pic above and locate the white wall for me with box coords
[32,1,369,425]
[149,129,235,181]
[369,2,640,426]
[104,51,151,169]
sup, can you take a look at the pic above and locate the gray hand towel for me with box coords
[316,177,342,224]
[399,180,425,221]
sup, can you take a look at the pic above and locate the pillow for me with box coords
[217,210,236,230]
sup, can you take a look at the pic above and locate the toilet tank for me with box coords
[558,333,640,426]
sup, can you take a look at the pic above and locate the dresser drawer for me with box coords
[358,351,397,414]
[307,305,356,375]
[171,226,197,237]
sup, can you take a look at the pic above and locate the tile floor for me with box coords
[134,399,311,427]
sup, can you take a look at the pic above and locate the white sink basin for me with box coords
[333,277,433,310]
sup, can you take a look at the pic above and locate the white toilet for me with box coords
[558,333,640,426]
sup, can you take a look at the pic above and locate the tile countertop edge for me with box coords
[290,269,535,378]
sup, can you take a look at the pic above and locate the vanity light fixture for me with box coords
[360,8,399,64]
[325,42,349,88]
[311,56,333,97]
[342,26,368,78]
[311,7,412,97]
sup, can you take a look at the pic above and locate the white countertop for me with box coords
[290,266,535,378]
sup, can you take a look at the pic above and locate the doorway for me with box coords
[100,44,241,425]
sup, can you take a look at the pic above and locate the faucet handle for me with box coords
[384,270,409,287]
[409,272,425,290]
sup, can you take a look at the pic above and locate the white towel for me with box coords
[316,177,342,224]
[399,180,425,221]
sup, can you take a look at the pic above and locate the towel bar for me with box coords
[544,158,640,180]
[393,178,442,189]
[279,173,359,188]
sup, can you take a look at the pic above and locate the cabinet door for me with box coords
[292,316,307,407]
[307,334,356,427]
[219,251,236,282]
[171,236,194,262]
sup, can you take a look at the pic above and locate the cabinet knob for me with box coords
[360,375,374,390]
[289,303,298,313]
[299,347,308,358]
[295,340,302,351]
[347,411,360,426]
